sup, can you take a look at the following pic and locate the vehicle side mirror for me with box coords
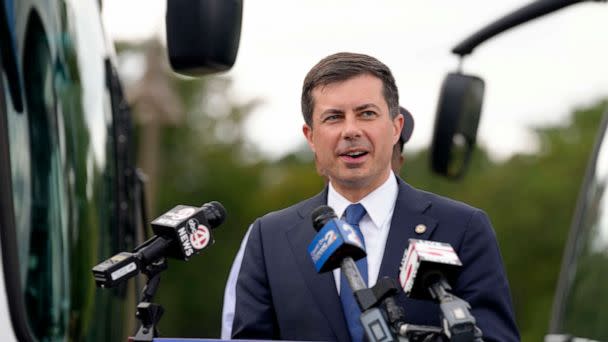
[430,72,484,179]
[165,0,242,76]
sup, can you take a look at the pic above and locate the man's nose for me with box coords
[341,113,362,140]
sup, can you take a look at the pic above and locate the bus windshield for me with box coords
[551,112,608,340]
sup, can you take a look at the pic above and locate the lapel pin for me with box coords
[415,224,427,234]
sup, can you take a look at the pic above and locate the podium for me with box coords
[153,337,302,342]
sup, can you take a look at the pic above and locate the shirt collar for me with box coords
[327,171,399,229]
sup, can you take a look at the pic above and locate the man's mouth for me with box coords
[339,150,369,160]
[344,151,367,157]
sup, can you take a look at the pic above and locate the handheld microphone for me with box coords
[308,205,397,342]
[92,201,226,288]
[308,205,366,274]
[399,239,481,341]
[399,239,462,300]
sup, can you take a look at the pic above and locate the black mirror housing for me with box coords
[431,72,485,179]
[166,0,242,76]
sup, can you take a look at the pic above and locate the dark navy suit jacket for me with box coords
[232,178,519,341]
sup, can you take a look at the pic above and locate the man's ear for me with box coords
[302,124,315,152]
[393,113,404,145]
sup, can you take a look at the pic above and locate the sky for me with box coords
[102,0,608,161]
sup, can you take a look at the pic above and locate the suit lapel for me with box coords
[378,178,438,280]
[285,189,350,341]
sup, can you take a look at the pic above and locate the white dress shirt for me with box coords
[221,226,252,339]
[327,171,398,291]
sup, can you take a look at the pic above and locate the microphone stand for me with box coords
[356,276,486,342]
[355,277,444,342]
[131,257,168,342]
[428,277,483,342]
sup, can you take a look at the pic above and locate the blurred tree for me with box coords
[124,40,183,212]
[404,100,605,341]
[118,38,606,341]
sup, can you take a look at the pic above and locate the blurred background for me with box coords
[100,1,607,341]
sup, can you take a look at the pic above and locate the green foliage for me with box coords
[561,251,608,340]
[123,41,607,340]
[403,100,606,341]
[121,45,320,334]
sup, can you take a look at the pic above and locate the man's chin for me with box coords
[330,172,371,188]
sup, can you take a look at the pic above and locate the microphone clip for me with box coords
[354,277,400,311]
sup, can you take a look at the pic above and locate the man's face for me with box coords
[303,74,403,200]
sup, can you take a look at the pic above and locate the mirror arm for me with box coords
[451,0,589,57]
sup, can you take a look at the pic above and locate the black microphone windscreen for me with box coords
[201,201,227,228]
[311,205,337,231]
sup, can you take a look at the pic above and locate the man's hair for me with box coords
[301,52,399,126]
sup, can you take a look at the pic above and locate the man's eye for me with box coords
[361,110,377,118]
[323,114,341,122]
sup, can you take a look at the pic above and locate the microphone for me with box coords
[92,201,226,288]
[308,205,366,274]
[399,238,462,300]
[399,239,481,341]
[308,205,396,342]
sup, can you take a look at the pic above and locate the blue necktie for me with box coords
[340,203,367,342]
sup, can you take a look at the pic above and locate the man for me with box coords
[226,52,519,341]
[220,105,415,339]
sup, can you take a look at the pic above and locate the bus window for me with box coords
[552,113,608,340]
[18,15,69,341]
